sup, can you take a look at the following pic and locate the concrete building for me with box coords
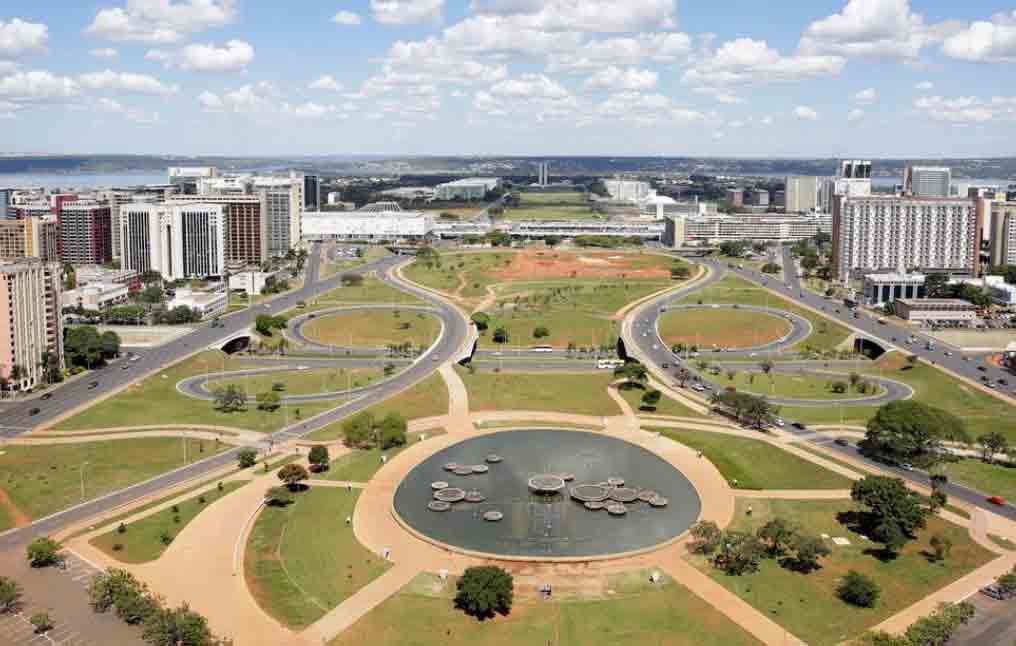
[989,202,1016,268]
[662,215,687,248]
[604,179,651,204]
[57,202,113,265]
[785,176,819,213]
[379,187,435,201]
[168,288,227,317]
[228,270,279,296]
[302,204,433,241]
[507,220,662,240]
[434,178,502,201]
[862,272,926,306]
[98,189,163,259]
[0,189,9,219]
[832,196,981,280]
[0,259,63,389]
[726,188,744,207]
[989,282,1016,307]
[62,282,129,310]
[894,298,978,326]
[76,266,140,291]
[835,160,873,200]
[745,189,770,207]
[683,214,832,243]
[0,217,59,262]
[261,187,301,258]
[904,165,951,198]
[168,166,218,194]
[304,174,321,211]
[120,203,225,280]
[167,195,266,267]
[537,162,550,186]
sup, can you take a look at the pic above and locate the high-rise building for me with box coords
[0,189,9,219]
[832,195,981,279]
[99,190,162,259]
[537,162,550,186]
[785,176,819,213]
[304,174,321,211]
[57,202,113,265]
[262,189,299,258]
[989,202,1016,268]
[167,195,266,267]
[120,203,225,280]
[904,166,951,198]
[0,259,63,390]
[834,160,873,201]
[746,189,770,207]
[0,217,59,262]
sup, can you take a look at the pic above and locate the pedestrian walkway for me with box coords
[303,564,418,643]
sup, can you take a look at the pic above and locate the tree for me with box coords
[64,325,108,369]
[255,390,281,412]
[867,602,973,646]
[308,445,329,472]
[613,361,648,389]
[757,517,797,556]
[492,326,509,344]
[26,537,62,568]
[543,235,562,247]
[976,432,1008,464]
[454,566,513,619]
[997,566,1016,594]
[377,412,407,449]
[838,570,880,607]
[254,314,287,337]
[759,359,774,377]
[929,534,952,562]
[141,603,226,646]
[340,273,364,287]
[676,368,692,388]
[905,354,919,368]
[830,380,849,394]
[671,264,691,279]
[761,262,781,274]
[470,312,490,332]
[0,576,20,614]
[851,476,930,555]
[641,389,662,411]
[861,401,969,467]
[719,240,749,258]
[213,385,246,413]
[714,531,765,575]
[689,520,722,554]
[277,464,309,489]
[788,533,831,573]
[342,412,376,448]
[237,448,257,469]
[532,325,550,339]
[265,486,293,507]
[929,472,948,512]
[88,568,157,625]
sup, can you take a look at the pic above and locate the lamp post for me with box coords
[79,461,90,500]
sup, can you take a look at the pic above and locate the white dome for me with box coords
[643,194,677,205]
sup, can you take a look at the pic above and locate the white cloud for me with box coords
[549,32,691,71]
[583,67,657,92]
[847,108,865,122]
[799,0,960,60]
[371,0,445,26]
[912,95,1002,123]
[357,37,506,97]
[180,40,254,72]
[442,16,582,57]
[490,73,569,99]
[0,62,19,75]
[144,49,173,67]
[198,81,276,113]
[0,18,48,58]
[595,91,712,126]
[0,70,79,103]
[852,87,878,104]
[915,80,934,91]
[282,101,344,119]
[942,11,1016,63]
[332,11,362,26]
[79,69,178,95]
[90,47,119,58]
[197,89,222,109]
[682,38,844,91]
[86,0,237,43]
[95,97,161,124]
[308,75,343,91]
[471,0,677,33]
[793,105,820,120]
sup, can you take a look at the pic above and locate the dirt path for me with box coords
[0,486,31,528]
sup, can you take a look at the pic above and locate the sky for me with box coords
[1,0,1016,158]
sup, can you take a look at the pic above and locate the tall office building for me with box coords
[304,174,321,211]
[785,176,819,213]
[834,160,873,200]
[537,162,550,186]
[57,202,113,265]
[0,217,59,262]
[0,189,9,219]
[262,188,300,258]
[989,202,1016,267]
[0,259,63,390]
[832,195,981,279]
[121,203,225,280]
[99,190,162,259]
[168,195,266,267]
[904,166,951,198]
[726,188,744,207]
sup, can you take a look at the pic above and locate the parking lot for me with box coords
[951,591,1016,645]
[0,610,98,646]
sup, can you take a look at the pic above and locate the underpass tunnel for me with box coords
[221,335,252,355]
[854,336,887,360]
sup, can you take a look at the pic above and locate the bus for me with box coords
[530,345,554,353]
[597,359,624,370]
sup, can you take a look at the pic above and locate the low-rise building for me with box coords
[302,204,433,241]
[894,298,978,326]
[684,214,832,243]
[167,288,227,317]
[863,272,926,306]
[507,220,662,240]
[228,270,280,296]
[988,282,1016,307]
[434,178,501,201]
[62,282,130,310]
[604,179,651,204]
[75,266,141,291]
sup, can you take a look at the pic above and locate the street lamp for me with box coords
[79,461,90,500]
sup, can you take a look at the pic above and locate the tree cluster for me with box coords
[64,326,121,371]
[153,305,201,325]
[454,566,513,619]
[860,401,968,468]
[213,385,246,413]
[859,601,975,646]
[254,314,287,337]
[341,411,407,449]
[689,518,830,576]
[850,475,931,556]
[709,390,779,430]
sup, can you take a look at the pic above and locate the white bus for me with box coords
[597,359,624,370]
[530,345,554,353]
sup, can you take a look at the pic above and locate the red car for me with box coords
[987,496,1006,506]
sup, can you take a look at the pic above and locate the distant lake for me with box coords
[0,172,169,190]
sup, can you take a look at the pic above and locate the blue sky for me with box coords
[1,1,1015,157]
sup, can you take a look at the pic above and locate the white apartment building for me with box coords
[682,214,832,244]
[120,203,225,280]
[989,282,1016,307]
[434,178,501,201]
[904,166,951,198]
[168,288,227,317]
[0,260,63,389]
[604,179,651,204]
[785,176,819,213]
[832,196,981,279]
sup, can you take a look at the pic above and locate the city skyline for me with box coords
[1,1,1016,157]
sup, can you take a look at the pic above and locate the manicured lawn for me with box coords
[329,571,762,646]
[302,309,441,349]
[519,191,589,205]
[648,428,853,490]
[244,487,389,629]
[475,420,603,431]
[55,351,343,433]
[458,368,622,417]
[320,430,446,483]
[502,205,604,220]
[90,481,248,563]
[303,277,427,313]
[658,307,791,350]
[0,438,228,523]
[308,373,450,441]
[617,383,704,418]
[209,366,389,396]
[693,367,885,401]
[688,498,995,646]
[402,252,514,298]
[678,275,851,352]
[943,458,1016,502]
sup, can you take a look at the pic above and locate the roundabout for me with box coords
[391,429,702,560]
[657,303,811,355]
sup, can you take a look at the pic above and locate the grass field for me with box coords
[90,481,248,563]
[617,383,704,418]
[502,205,604,221]
[301,310,441,349]
[693,368,886,401]
[519,192,589,205]
[658,308,791,350]
[245,487,390,629]
[329,571,762,646]
[648,428,853,490]
[0,438,228,529]
[402,252,514,299]
[55,351,342,433]
[457,368,622,417]
[308,373,450,441]
[209,367,389,396]
[678,275,851,353]
[943,458,1016,502]
[688,498,995,646]
[301,277,427,314]
[321,430,446,483]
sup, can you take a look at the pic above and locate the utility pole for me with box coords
[79,461,90,500]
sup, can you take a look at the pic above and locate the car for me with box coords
[834,438,850,447]
[987,496,1006,506]
[40,393,52,400]
[88,381,99,389]
[988,384,996,389]
[963,356,970,361]
[661,363,669,369]
[981,583,1015,600]
[121,364,130,370]
[944,351,953,356]
[1000,378,1009,386]
[774,418,785,427]
[900,463,914,471]
[981,376,990,382]
[978,365,987,372]
[791,422,806,430]
[29,407,40,415]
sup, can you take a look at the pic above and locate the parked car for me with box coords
[988,496,1007,506]
[981,583,1015,600]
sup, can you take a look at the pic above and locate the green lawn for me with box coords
[301,277,427,314]
[518,191,589,206]
[0,438,228,525]
[457,368,622,417]
[301,310,441,349]
[502,205,603,221]
[692,367,885,401]
[617,383,704,418]
[329,571,761,646]
[688,498,995,646]
[320,430,446,483]
[210,367,389,397]
[943,458,1016,502]
[244,487,389,629]
[647,428,853,490]
[402,252,514,299]
[678,275,851,353]
[308,373,450,441]
[658,308,791,351]
[89,481,248,563]
[55,351,343,433]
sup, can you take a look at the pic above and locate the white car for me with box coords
[775,418,785,427]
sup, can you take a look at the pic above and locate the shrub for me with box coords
[30,611,53,634]
[308,445,330,472]
[689,521,722,555]
[455,566,514,619]
[838,570,880,607]
[277,464,309,489]
[26,537,62,568]
[265,487,294,507]
[0,576,21,614]
[237,448,258,469]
